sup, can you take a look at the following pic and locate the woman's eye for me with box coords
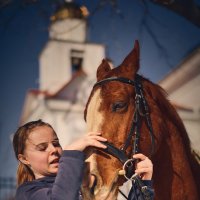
[36,145,47,151]
[112,102,127,112]
[52,141,61,147]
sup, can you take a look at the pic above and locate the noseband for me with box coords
[92,74,155,179]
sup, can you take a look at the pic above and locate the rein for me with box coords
[92,74,155,179]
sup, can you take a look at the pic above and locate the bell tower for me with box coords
[39,0,104,94]
[49,0,88,42]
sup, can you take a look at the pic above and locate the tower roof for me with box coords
[50,1,89,22]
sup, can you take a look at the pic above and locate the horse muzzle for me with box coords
[81,154,121,200]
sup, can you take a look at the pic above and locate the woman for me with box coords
[13,119,153,199]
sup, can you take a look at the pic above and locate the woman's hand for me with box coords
[64,132,107,151]
[133,153,153,180]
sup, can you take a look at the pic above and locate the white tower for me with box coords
[39,1,105,94]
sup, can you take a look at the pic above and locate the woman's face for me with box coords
[22,126,63,179]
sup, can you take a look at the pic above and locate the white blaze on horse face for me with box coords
[86,89,103,132]
[85,88,104,196]
[85,88,121,199]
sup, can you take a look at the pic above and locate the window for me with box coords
[70,50,84,74]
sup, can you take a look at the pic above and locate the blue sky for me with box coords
[0,0,200,177]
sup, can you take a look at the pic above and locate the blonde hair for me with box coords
[13,119,55,186]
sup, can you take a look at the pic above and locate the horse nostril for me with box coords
[89,174,97,195]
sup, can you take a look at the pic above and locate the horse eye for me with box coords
[112,102,127,112]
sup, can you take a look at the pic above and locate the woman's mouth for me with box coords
[50,158,59,165]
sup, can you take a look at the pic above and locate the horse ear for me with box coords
[97,59,112,81]
[119,40,140,77]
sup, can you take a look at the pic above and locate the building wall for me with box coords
[159,48,200,154]
[178,110,200,154]
[39,41,105,94]
[49,18,87,42]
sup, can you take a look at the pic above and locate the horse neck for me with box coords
[153,102,200,199]
[144,81,200,199]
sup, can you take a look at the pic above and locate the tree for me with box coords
[151,0,200,28]
[1,0,200,28]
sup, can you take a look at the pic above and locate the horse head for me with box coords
[82,40,200,200]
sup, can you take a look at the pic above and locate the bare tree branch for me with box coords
[139,0,173,68]
[150,0,200,28]
[89,0,124,18]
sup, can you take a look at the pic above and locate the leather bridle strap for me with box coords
[100,141,129,164]
[134,75,155,157]
[93,75,155,162]
[119,75,155,157]
[94,77,136,87]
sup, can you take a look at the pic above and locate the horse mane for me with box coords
[142,75,200,193]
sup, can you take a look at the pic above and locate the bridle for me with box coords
[91,74,155,180]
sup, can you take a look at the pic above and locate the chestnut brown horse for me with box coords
[82,40,200,200]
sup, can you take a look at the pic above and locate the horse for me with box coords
[81,40,200,200]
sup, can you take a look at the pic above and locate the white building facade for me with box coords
[20,2,105,147]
